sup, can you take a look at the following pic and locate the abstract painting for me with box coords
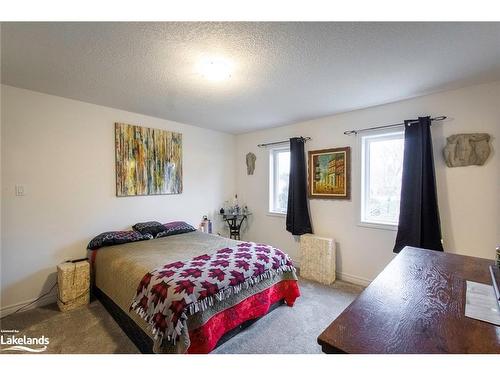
[308,147,350,199]
[115,122,182,196]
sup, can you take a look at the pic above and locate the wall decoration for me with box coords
[246,152,256,175]
[308,147,350,199]
[443,133,491,167]
[115,122,182,196]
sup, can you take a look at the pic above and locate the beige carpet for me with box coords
[0,278,363,354]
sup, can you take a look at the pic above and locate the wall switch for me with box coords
[15,184,25,196]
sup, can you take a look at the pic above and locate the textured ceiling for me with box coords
[2,22,500,134]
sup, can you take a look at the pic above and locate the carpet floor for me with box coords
[0,278,363,354]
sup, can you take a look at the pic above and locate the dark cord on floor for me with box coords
[2,262,91,321]
[0,282,58,321]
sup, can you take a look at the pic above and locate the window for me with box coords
[360,129,404,228]
[269,147,290,214]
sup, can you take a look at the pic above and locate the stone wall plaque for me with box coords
[443,133,491,167]
[246,152,256,175]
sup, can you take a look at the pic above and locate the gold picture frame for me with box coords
[308,147,351,199]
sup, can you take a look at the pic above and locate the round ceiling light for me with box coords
[198,57,233,82]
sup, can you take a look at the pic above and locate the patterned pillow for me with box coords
[156,221,196,238]
[87,231,153,250]
[132,221,165,237]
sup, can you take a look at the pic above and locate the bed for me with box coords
[91,230,300,353]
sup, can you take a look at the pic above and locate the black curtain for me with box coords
[286,137,313,235]
[393,117,443,253]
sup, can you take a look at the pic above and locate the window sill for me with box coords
[267,211,287,218]
[357,221,398,231]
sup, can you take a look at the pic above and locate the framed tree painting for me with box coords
[308,147,350,199]
[115,122,182,196]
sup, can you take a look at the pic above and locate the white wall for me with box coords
[235,81,500,285]
[0,85,235,311]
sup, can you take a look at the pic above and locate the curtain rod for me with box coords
[257,137,311,148]
[344,116,447,136]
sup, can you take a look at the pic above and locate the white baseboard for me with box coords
[336,271,372,287]
[297,265,372,287]
[0,292,57,318]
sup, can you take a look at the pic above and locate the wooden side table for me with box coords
[57,260,90,312]
[220,213,251,240]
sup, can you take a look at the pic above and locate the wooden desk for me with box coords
[317,246,500,353]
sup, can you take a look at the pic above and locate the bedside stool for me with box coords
[57,260,90,312]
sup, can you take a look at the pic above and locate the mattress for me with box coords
[93,231,297,353]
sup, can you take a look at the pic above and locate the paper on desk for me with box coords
[465,281,500,326]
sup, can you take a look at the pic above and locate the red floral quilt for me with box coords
[130,242,297,344]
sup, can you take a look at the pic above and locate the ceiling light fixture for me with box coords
[198,57,233,82]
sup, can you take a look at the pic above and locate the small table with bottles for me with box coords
[220,212,251,240]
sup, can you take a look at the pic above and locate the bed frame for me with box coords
[93,287,284,353]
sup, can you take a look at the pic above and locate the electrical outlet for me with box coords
[15,184,25,196]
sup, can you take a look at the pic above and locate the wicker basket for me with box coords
[57,260,90,312]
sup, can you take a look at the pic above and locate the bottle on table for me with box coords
[199,215,209,233]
